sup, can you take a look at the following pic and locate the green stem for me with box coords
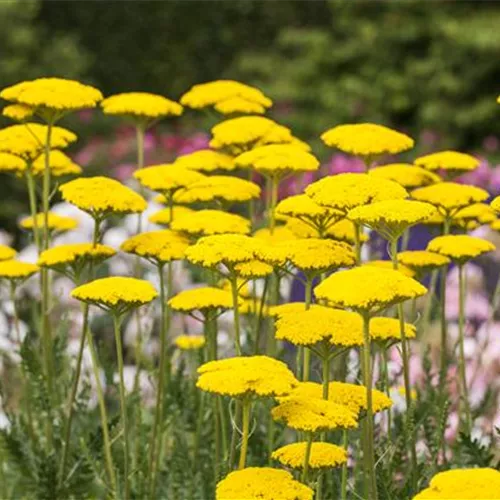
[439,219,450,389]
[353,222,362,264]
[341,429,348,500]
[382,348,392,436]
[422,269,438,331]
[238,399,251,469]
[230,273,242,355]
[458,264,471,433]
[192,392,205,469]
[253,276,269,354]
[300,432,314,483]
[25,166,40,252]
[322,356,330,400]
[302,277,313,382]
[269,176,279,234]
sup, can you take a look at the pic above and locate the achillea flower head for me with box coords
[272,396,358,432]
[171,209,250,237]
[234,144,319,178]
[272,442,347,470]
[175,335,205,351]
[0,78,102,113]
[315,266,427,313]
[174,149,235,172]
[31,150,82,177]
[269,302,324,318]
[148,206,195,226]
[397,250,450,274]
[454,203,496,226]
[20,213,78,233]
[412,182,489,215]
[0,260,39,282]
[0,245,16,261]
[370,316,416,342]
[71,276,157,312]
[253,225,297,244]
[173,175,260,205]
[369,163,441,189]
[134,165,205,195]
[169,287,236,313]
[233,260,273,279]
[0,152,25,174]
[216,467,313,500]
[415,150,480,174]
[427,235,495,264]
[2,104,33,121]
[305,173,408,213]
[101,92,182,120]
[214,96,267,115]
[197,355,297,398]
[320,123,414,158]
[491,195,500,214]
[364,260,416,278]
[59,177,147,217]
[120,230,189,264]
[490,219,500,232]
[276,194,342,220]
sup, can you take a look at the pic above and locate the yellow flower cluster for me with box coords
[0,245,16,261]
[31,150,82,177]
[214,96,267,115]
[365,260,416,278]
[149,206,195,226]
[315,266,427,313]
[121,230,189,263]
[171,209,250,237]
[491,195,500,213]
[454,203,496,228]
[276,194,342,220]
[272,396,358,433]
[427,235,495,263]
[38,243,116,269]
[369,164,441,189]
[101,92,182,119]
[286,218,369,244]
[59,177,147,217]
[134,164,205,194]
[272,442,347,470]
[20,213,78,233]
[233,260,273,279]
[320,123,414,157]
[169,287,236,312]
[370,317,416,342]
[0,152,25,173]
[71,276,157,310]
[415,150,479,173]
[197,355,297,398]
[0,260,39,281]
[253,225,297,244]
[216,467,313,500]
[397,250,450,273]
[2,104,33,121]
[174,149,235,172]
[174,335,206,351]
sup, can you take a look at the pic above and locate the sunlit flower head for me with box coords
[216,468,313,500]
[415,150,479,176]
[364,260,416,278]
[169,287,236,314]
[197,355,297,398]
[276,194,342,223]
[175,335,206,351]
[491,195,500,214]
[171,209,250,237]
[134,164,205,195]
[0,245,16,261]
[269,302,324,318]
[320,123,414,158]
[2,103,33,122]
[0,260,39,284]
[148,206,195,226]
[397,250,450,275]
[0,152,25,174]
[20,212,78,234]
[215,96,268,115]
[174,149,235,173]
[233,260,273,279]
[253,225,297,244]
[427,235,495,264]
[453,203,496,228]
[272,442,347,470]
[59,176,147,218]
[369,163,441,189]
[32,150,82,177]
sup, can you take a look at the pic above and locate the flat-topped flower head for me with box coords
[71,276,157,314]
[305,173,408,213]
[272,442,347,470]
[315,266,427,313]
[120,230,189,264]
[197,355,297,398]
[0,260,39,284]
[101,92,182,122]
[276,194,342,221]
[210,116,292,153]
[364,260,416,278]
[491,219,500,232]
[31,150,82,177]
[169,287,236,314]
[320,123,414,158]
[412,182,489,216]
[427,235,495,264]
[0,245,16,261]
[398,250,450,275]
[0,152,25,174]
[148,206,195,226]
[269,302,325,318]
[272,396,357,433]
[369,163,441,189]
[171,209,250,237]
[233,260,273,279]
[2,104,33,122]
[134,164,205,195]
[20,213,78,234]
[59,177,147,218]
[253,225,297,244]
[214,96,267,115]
[216,468,313,500]
[0,78,102,117]
[491,195,500,214]
[174,149,235,172]
[413,468,500,500]
[234,144,319,179]
[0,124,77,160]
[349,199,436,241]
[370,316,416,343]
[415,150,479,177]
[175,335,206,351]
[173,175,260,205]
[453,203,496,228]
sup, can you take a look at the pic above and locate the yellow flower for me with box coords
[134,164,205,195]
[59,177,147,218]
[71,276,157,311]
[321,123,414,158]
[2,104,33,122]
[0,260,39,282]
[197,355,297,398]
[269,302,323,318]
[101,92,182,120]
[148,206,195,226]
[0,245,16,261]
[253,225,297,244]
[305,173,408,213]
[454,203,496,226]
[272,397,357,433]
[31,150,82,177]
[397,250,450,274]
[173,175,260,205]
[0,78,102,113]
[233,260,273,279]
[120,230,189,264]
[171,209,250,237]
[169,287,236,313]
[415,150,479,174]
[491,195,500,214]
[234,144,319,178]
[491,219,500,232]
[272,442,347,470]
[20,213,78,233]
[0,152,25,174]
[276,194,342,221]
[216,467,313,500]
[315,266,427,313]
[174,150,235,173]
[370,316,416,342]
[412,182,489,215]
[369,163,441,189]
[364,260,416,278]
[214,96,267,115]
[175,335,206,351]
[427,235,495,264]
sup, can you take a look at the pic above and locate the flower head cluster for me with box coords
[397,250,450,274]
[0,260,39,282]
[174,150,235,172]
[286,218,368,245]
[216,468,313,500]
[320,123,414,157]
[60,177,147,218]
[171,209,250,237]
[148,206,194,226]
[175,335,206,351]
[121,230,189,264]
[101,92,182,120]
[169,287,236,314]
[370,317,416,343]
[453,203,496,229]
[364,260,416,278]
[134,165,205,195]
[272,442,347,470]
[369,164,441,189]
[276,194,342,221]
[0,245,16,261]
[233,260,273,279]
[197,355,297,398]
[491,195,500,214]
[0,152,25,174]
[31,150,82,177]
[2,104,33,121]
[427,235,495,264]
[253,226,297,244]
[415,150,479,174]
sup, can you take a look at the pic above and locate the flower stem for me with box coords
[439,219,450,390]
[238,399,251,470]
[253,276,269,354]
[302,277,313,381]
[25,166,40,252]
[300,432,314,483]
[341,429,348,500]
[269,176,279,234]
[230,273,242,355]
[322,355,330,400]
[382,348,392,436]
[353,222,362,264]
